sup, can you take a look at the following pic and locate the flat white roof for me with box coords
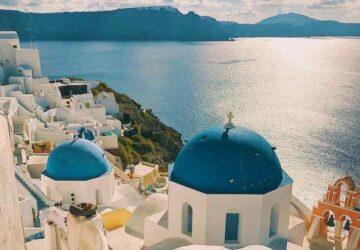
[107,227,144,250]
[18,64,32,70]
[0,31,18,39]
[27,155,48,165]
[133,163,156,177]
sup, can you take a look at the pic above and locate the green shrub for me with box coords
[140,126,154,139]
[159,134,169,147]
[91,88,99,97]
[151,131,163,142]
[118,136,132,147]
[92,80,183,170]
[133,124,141,135]
[131,140,154,154]
[132,135,142,142]
[124,128,136,137]
[122,113,131,124]
[141,140,154,154]
[141,154,152,162]
[118,144,131,167]
[132,142,142,151]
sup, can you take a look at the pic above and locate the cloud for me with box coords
[26,0,40,7]
[308,0,355,9]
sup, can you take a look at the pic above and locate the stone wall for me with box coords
[0,113,25,250]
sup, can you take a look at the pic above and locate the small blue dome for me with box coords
[43,139,111,181]
[75,127,95,141]
[170,126,283,194]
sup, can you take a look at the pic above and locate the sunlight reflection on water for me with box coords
[31,38,360,207]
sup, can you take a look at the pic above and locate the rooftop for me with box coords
[171,126,285,195]
[43,138,111,181]
[0,31,19,39]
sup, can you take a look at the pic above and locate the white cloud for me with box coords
[1,0,359,23]
[308,0,355,9]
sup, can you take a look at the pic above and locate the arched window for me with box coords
[341,215,352,237]
[269,205,279,237]
[225,212,240,243]
[182,203,193,236]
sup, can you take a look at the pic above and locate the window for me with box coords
[269,205,279,237]
[95,190,102,205]
[182,203,193,236]
[225,213,240,243]
[70,193,76,205]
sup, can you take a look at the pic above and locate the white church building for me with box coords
[144,119,305,249]
[41,138,139,209]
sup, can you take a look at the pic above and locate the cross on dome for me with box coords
[224,112,235,130]
[227,112,233,123]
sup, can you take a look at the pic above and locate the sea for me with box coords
[25,38,360,208]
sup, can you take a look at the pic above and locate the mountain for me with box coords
[0,8,359,41]
[223,13,360,37]
[0,7,229,41]
[258,13,317,25]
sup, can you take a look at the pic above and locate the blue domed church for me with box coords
[144,116,305,249]
[41,138,123,208]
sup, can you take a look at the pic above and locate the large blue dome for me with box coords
[170,126,283,194]
[43,138,111,181]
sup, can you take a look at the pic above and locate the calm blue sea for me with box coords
[25,38,360,207]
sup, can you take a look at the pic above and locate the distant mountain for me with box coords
[258,13,317,25]
[0,8,359,41]
[0,7,228,41]
[223,13,360,37]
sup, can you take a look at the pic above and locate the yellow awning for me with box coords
[101,209,132,231]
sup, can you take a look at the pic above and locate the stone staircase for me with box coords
[13,123,23,136]
[24,231,44,242]
[33,104,47,125]
[14,166,69,210]
[14,167,71,242]
[15,167,48,210]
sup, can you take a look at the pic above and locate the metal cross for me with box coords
[224,112,235,130]
[227,112,234,124]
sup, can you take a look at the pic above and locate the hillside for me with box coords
[223,13,360,37]
[258,13,317,25]
[0,8,359,40]
[91,81,183,171]
[0,7,228,41]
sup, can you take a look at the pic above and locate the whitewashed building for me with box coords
[144,122,305,249]
[0,31,42,84]
[0,31,21,83]
[96,91,118,115]
[41,138,139,209]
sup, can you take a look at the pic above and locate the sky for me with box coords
[1,0,359,23]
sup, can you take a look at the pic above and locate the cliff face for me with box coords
[1,8,359,40]
[0,7,229,41]
[92,82,183,170]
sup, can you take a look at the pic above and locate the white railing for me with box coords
[14,165,70,210]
